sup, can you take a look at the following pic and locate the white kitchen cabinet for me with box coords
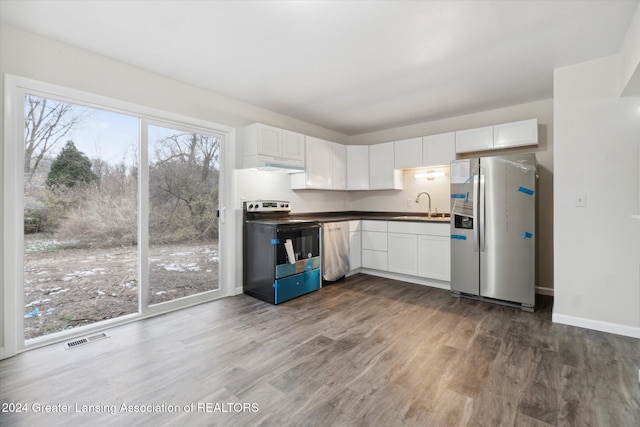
[387,221,450,281]
[349,221,362,272]
[369,142,403,190]
[291,136,332,189]
[361,220,388,271]
[347,145,369,190]
[493,119,538,149]
[455,119,538,153]
[417,235,450,281]
[244,123,305,168]
[394,137,423,169]
[423,132,456,166]
[332,143,347,190]
[455,126,494,153]
[388,233,418,276]
[362,249,388,271]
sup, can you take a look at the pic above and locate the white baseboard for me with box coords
[360,269,451,291]
[552,313,640,339]
[535,286,554,296]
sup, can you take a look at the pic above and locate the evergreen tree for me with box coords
[46,140,98,188]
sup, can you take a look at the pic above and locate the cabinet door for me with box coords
[455,126,493,153]
[493,119,538,149]
[394,137,423,169]
[256,124,282,157]
[362,249,388,271]
[417,235,450,281]
[347,145,369,190]
[361,231,387,251]
[349,231,361,270]
[281,129,305,163]
[369,142,401,189]
[423,132,455,166]
[305,136,332,188]
[388,233,418,276]
[332,143,347,190]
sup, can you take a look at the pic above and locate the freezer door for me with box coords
[450,158,480,295]
[479,154,536,306]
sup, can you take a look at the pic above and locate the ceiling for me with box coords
[1,0,638,135]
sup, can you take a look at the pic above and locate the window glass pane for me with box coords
[148,125,220,304]
[23,94,139,340]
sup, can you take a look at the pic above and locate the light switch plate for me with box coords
[574,193,586,207]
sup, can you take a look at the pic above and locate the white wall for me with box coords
[553,54,640,337]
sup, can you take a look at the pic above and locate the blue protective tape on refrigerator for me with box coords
[271,239,280,245]
[518,186,535,196]
[451,234,467,240]
[451,193,466,199]
[522,232,533,239]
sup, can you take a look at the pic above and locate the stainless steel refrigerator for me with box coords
[450,153,536,311]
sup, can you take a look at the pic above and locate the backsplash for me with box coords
[236,168,450,214]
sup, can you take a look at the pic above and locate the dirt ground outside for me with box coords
[23,234,219,340]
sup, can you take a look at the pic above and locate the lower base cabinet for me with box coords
[417,235,450,281]
[388,233,418,276]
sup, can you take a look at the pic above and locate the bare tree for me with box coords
[149,132,220,242]
[24,95,87,182]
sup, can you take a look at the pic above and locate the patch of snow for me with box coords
[25,299,51,307]
[155,291,167,296]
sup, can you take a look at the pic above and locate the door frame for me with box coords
[1,74,236,359]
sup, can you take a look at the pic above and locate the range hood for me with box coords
[243,156,305,173]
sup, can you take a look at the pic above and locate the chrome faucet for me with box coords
[415,192,432,217]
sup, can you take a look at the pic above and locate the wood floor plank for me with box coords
[1,274,639,427]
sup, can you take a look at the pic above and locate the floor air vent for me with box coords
[64,332,109,349]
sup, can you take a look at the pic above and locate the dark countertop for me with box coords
[289,211,450,224]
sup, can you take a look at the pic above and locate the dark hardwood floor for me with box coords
[1,274,639,426]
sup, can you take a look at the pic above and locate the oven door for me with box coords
[275,223,321,279]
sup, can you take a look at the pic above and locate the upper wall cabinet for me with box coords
[243,123,305,169]
[394,137,423,169]
[291,136,332,189]
[493,119,538,149]
[331,142,347,190]
[369,142,403,190]
[347,145,369,190]
[455,126,494,153]
[423,132,455,166]
[455,119,538,153]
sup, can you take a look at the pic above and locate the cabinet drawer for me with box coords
[362,231,387,251]
[273,269,320,304]
[362,249,388,271]
[362,220,387,232]
[388,221,450,236]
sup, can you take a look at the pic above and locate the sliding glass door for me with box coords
[23,95,140,340]
[146,123,222,306]
[3,78,230,355]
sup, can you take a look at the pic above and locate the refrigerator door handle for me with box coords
[479,174,486,252]
[473,174,479,252]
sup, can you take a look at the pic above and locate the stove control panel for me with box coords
[244,200,291,212]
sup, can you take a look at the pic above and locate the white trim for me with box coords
[552,313,640,339]
[360,269,451,291]
[535,286,554,296]
[2,74,237,359]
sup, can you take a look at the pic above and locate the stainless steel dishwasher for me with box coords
[322,221,350,281]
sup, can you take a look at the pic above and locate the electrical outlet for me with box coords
[407,198,413,207]
[574,193,586,207]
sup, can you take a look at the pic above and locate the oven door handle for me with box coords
[276,223,320,232]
